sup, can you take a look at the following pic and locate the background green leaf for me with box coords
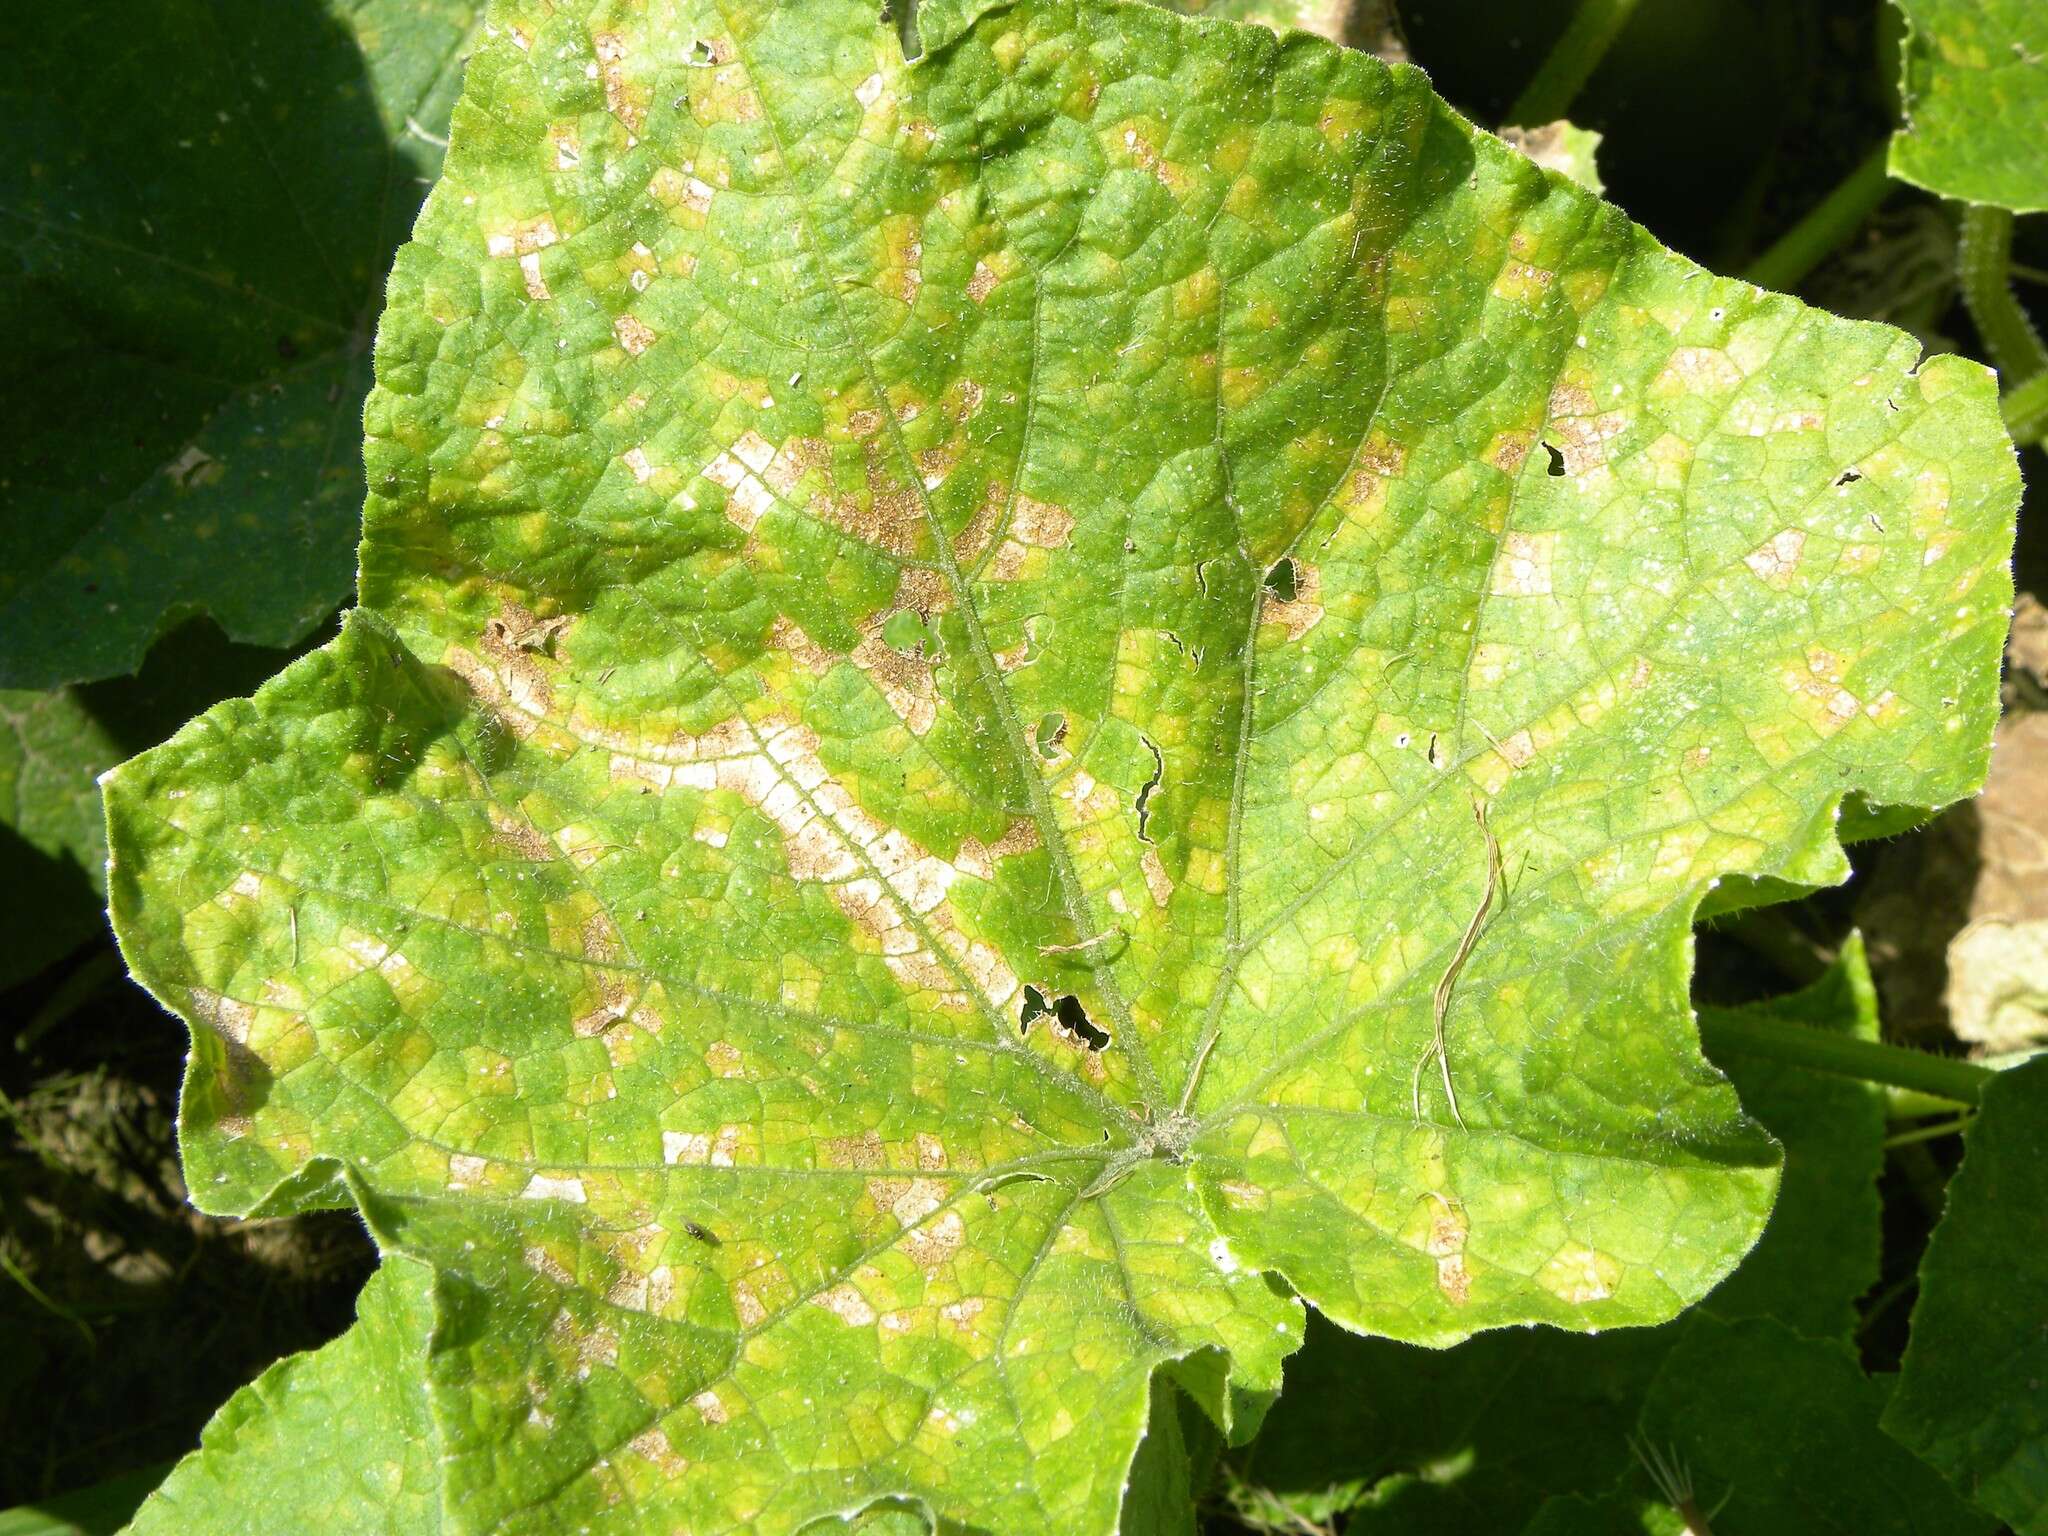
[1883,1052,2048,1534]
[104,1,2016,1530]
[0,0,481,689]
[0,689,120,988]
[1887,0,2048,214]
[1635,1316,1993,1536]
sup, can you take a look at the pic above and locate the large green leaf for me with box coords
[1888,0,2048,214]
[106,1,2015,1531]
[1884,1053,2048,1534]
[0,0,481,689]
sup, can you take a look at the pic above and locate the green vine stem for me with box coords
[1741,145,1891,293]
[1505,0,1641,127]
[1957,205,2048,379]
[1699,1012,1996,1106]
[1883,1112,1977,1150]
[2001,365,2048,443]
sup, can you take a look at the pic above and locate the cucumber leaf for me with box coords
[1884,1053,2048,1534]
[124,1259,441,1536]
[1220,940,1891,1532]
[1633,1317,1994,1536]
[1888,0,2048,214]
[1,622,310,986]
[0,687,119,986]
[106,2,2016,1531]
[0,0,481,688]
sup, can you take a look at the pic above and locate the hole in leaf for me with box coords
[1833,468,1863,487]
[882,607,935,656]
[689,38,715,63]
[1264,558,1299,603]
[1034,711,1067,759]
[1018,986,1110,1050]
[1019,984,1051,1032]
[1135,734,1164,844]
[1054,994,1110,1049]
[1542,441,1566,477]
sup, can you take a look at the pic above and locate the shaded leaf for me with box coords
[1119,1379,1207,1536]
[1692,934,1886,1338]
[1638,1316,1993,1536]
[1516,1492,1681,1536]
[106,1,2014,1531]
[1888,0,2048,214]
[0,688,119,987]
[1883,1053,2048,1534]
[0,0,482,688]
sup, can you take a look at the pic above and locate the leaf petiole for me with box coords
[1698,1013,1995,1106]
[1506,0,1643,126]
[1741,145,1891,293]
[1881,1112,1977,1149]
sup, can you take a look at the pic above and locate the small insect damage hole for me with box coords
[1541,441,1567,477]
[1833,468,1863,487]
[1034,711,1068,759]
[882,607,938,658]
[1263,557,1299,603]
[1019,985,1110,1050]
[1135,734,1164,844]
[688,37,716,64]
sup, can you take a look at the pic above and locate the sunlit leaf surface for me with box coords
[107,2,2015,1530]
[1888,0,2048,214]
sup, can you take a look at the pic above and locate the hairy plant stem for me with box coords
[2001,366,2048,443]
[1698,1013,1995,1105]
[1958,203,2048,445]
[1741,145,1890,293]
[1958,205,2048,375]
[1505,0,1641,126]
